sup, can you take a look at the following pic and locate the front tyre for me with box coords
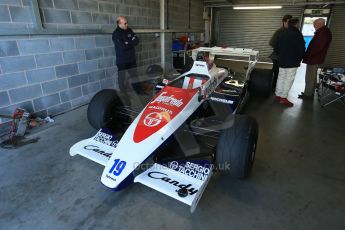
[87,89,127,130]
[216,115,258,179]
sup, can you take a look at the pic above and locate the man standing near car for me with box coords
[299,18,332,99]
[274,18,305,107]
[112,16,142,94]
[269,14,293,90]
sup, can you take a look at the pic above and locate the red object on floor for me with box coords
[279,98,294,107]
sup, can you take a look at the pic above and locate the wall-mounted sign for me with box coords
[304,9,330,16]
[311,9,323,15]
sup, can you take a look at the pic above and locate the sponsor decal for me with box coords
[210,97,234,104]
[106,174,117,181]
[169,161,179,170]
[159,111,171,122]
[148,172,198,196]
[133,87,197,143]
[148,105,173,115]
[151,91,183,107]
[84,145,112,158]
[144,112,162,127]
[196,63,206,67]
[93,131,118,148]
[204,77,218,97]
[143,111,172,127]
[168,161,210,182]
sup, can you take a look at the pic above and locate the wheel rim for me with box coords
[106,100,130,131]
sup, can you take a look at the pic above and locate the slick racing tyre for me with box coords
[87,89,127,130]
[249,68,273,97]
[216,115,258,179]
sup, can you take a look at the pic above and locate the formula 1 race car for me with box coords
[70,47,273,212]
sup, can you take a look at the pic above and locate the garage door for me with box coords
[324,5,345,67]
[213,7,303,62]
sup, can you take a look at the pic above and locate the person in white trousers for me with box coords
[274,18,305,107]
[275,67,298,102]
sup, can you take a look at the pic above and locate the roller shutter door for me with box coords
[324,5,345,67]
[213,7,304,62]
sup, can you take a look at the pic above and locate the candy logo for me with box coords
[143,112,162,127]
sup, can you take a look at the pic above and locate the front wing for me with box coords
[69,129,212,212]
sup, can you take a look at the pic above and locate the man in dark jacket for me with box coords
[274,18,305,107]
[112,16,142,93]
[269,14,292,90]
[299,18,332,99]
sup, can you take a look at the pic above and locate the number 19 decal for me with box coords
[108,159,126,176]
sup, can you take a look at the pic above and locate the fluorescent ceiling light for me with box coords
[233,6,282,10]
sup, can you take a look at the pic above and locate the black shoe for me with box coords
[298,93,313,99]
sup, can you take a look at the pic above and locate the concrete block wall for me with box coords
[0,0,33,30]
[0,35,118,118]
[168,0,204,30]
[0,0,160,29]
[0,0,204,118]
[190,0,204,30]
[135,33,161,67]
[39,0,161,30]
[167,0,204,63]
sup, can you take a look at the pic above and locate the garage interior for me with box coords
[1,0,345,229]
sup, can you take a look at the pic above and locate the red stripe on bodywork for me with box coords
[188,77,195,89]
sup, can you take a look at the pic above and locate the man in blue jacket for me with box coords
[274,17,305,107]
[112,16,142,94]
[269,14,292,91]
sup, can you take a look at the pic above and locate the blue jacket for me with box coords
[274,26,305,68]
[112,27,139,65]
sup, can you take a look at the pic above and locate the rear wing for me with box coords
[191,46,259,79]
[191,46,259,61]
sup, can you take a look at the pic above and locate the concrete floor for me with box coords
[1,64,345,230]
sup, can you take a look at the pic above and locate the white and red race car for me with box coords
[70,47,272,212]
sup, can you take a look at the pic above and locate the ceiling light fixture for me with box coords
[233,6,282,10]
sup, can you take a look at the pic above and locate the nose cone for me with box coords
[133,86,197,143]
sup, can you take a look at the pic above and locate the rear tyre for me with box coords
[216,115,258,179]
[249,68,273,97]
[87,89,127,130]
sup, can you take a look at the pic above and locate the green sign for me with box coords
[311,9,322,15]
